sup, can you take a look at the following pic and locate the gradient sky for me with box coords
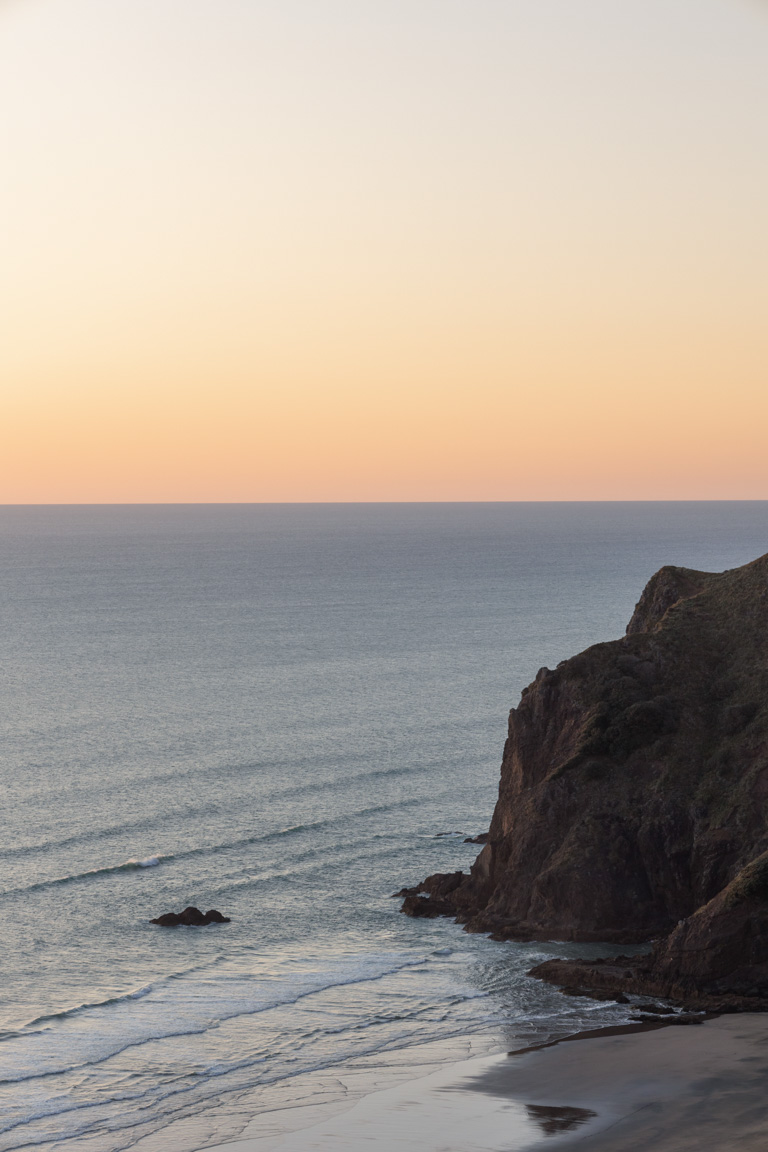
[2,0,767,502]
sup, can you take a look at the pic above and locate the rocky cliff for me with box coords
[402,553,768,998]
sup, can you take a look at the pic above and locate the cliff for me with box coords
[402,553,768,999]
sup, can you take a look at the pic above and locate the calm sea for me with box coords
[1,502,766,1150]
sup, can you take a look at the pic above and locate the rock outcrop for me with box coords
[402,553,768,998]
[151,907,230,927]
[530,851,768,1007]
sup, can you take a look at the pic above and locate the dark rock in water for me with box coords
[201,908,230,923]
[401,895,456,918]
[401,553,768,1004]
[464,833,489,844]
[151,906,230,927]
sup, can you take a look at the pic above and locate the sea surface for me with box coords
[1,502,767,1151]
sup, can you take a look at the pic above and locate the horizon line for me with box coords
[2,499,768,509]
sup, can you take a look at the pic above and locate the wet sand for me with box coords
[191,1014,768,1152]
[471,1014,768,1150]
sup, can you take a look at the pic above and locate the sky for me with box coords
[1,0,767,503]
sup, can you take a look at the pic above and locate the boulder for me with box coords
[151,906,230,927]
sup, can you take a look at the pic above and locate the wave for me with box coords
[8,983,155,1037]
[0,755,435,866]
[209,838,433,898]
[0,757,438,864]
[0,953,235,1042]
[0,823,325,899]
[0,783,469,907]
[0,992,621,1150]
[0,1008,504,1147]
[42,853,167,885]
[0,820,177,862]
[0,788,456,902]
[0,953,637,1148]
[0,952,436,1086]
[0,855,169,898]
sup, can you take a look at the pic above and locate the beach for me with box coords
[6,0,768,1137]
[169,1014,768,1152]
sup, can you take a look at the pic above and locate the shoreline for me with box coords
[127,1032,507,1152]
[132,1013,768,1152]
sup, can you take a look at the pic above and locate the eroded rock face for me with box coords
[529,855,768,1007]
[650,851,768,991]
[402,554,768,993]
[151,907,230,927]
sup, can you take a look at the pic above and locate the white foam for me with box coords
[0,952,436,1086]
[127,984,153,999]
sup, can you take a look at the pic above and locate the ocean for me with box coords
[1,502,766,1151]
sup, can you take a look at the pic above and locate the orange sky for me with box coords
[2,0,767,502]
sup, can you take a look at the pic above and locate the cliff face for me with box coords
[530,851,768,1007]
[403,554,768,983]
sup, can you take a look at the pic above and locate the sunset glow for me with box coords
[2,0,767,502]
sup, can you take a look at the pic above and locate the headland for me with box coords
[403,553,768,1009]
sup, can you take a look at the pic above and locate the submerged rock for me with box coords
[151,906,230,927]
[401,553,768,1001]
